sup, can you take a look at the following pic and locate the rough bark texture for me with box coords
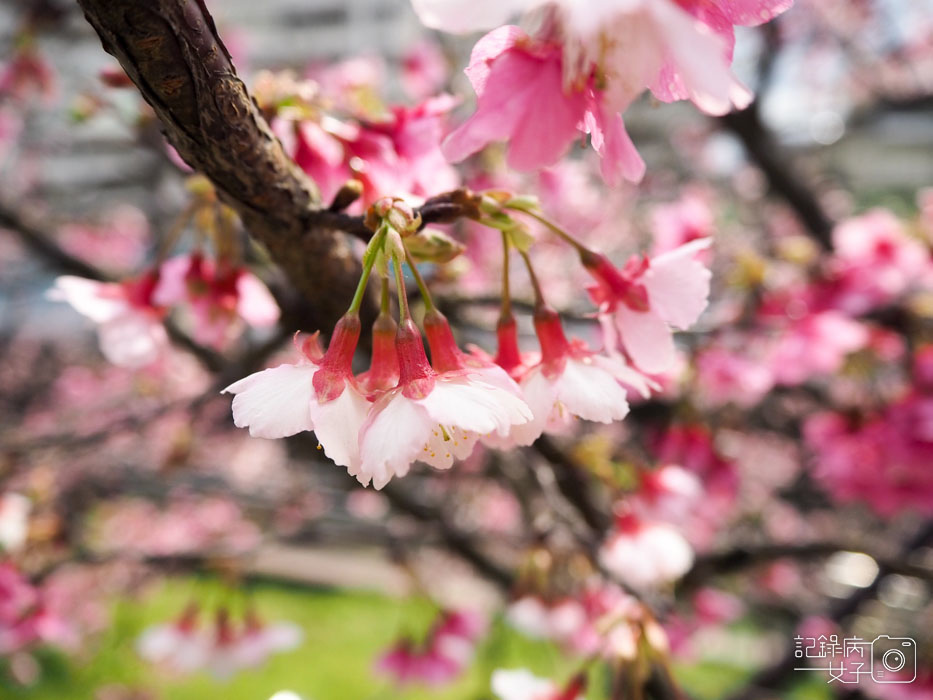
[76,0,362,329]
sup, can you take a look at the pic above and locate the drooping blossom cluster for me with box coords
[506,580,665,659]
[48,177,281,363]
[410,0,792,182]
[0,36,55,104]
[225,195,712,488]
[375,609,486,686]
[599,512,694,590]
[137,604,302,678]
[153,252,280,349]
[50,254,279,366]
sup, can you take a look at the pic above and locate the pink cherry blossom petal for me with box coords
[614,306,676,375]
[643,238,713,329]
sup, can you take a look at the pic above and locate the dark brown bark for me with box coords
[719,102,835,250]
[76,0,361,329]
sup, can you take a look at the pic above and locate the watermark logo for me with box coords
[794,634,916,684]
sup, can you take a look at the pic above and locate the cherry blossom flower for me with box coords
[599,514,694,589]
[238,614,294,674]
[441,26,644,184]
[48,273,168,368]
[357,318,531,489]
[423,309,528,396]
[766,311,868,386]
[505,596,583,642]
[413,1,791,180]
[587,238,712,375]
[138,606,301,678]
[694,345,775,408]
[491,669,585,700]
[154,253,279,349]
[0,43,55,103]
[225,316,370,472]
[277,96,459,209]
[650,190,716,255]
[826,208,930,314]
[376,641,462,686]
[401,39,449,100]
[376,609,486,686]
[94,495,261,557]
[136,604,209,672]
[0,563,79,656]
[506,584,639,657]
[633,465,703,525]
[650,423,738,547]
[501,309,648,446]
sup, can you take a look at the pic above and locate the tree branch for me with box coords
[718,102,835,250]
[680,541,933,593]
[75,0,362,329]
[381,482,515,589]
[723,520,933,700]
[533,436,611,533]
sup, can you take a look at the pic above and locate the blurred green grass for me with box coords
[1,577,831,700]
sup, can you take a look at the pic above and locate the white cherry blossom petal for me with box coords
[307,382,369,470]
[552,358,630,423]
[98,313,167,368]
[49,276,129,323]
[223,364,316,439]
[359,394,433,489]
[410,0,533,34]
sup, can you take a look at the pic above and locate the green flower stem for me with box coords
[347,224,388,315]
[403,247,437,313]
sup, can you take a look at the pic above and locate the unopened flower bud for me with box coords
[185,174,216,200]
[404,227,465,263]
[365,197,422,236]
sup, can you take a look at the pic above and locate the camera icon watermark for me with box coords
[794,634,917,684]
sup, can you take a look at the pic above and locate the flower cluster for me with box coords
[375,609,486,686]
[224,195,712,488]
[507,581,659,658]
[50,254,278,366]
[410,0,791,182]
[136,604,302,678]
[694,206,931,406]
[256,63,459,211]
[0,562,77,656]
